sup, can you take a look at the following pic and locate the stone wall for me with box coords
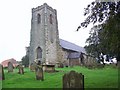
[29,3,96,68]
[83,54,97,67]
[69,58,80,66]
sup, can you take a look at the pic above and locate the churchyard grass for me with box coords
[2,65,118,88]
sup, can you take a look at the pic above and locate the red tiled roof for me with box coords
[1,58,19,67]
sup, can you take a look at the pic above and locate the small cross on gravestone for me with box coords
[0,64,5,80]
[18,64,24,74]
[63,70,84,90]
[35,65,44,81]
[8,62,14,72]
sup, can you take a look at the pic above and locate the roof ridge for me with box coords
[59,39,83,48]
[59,39,86,53]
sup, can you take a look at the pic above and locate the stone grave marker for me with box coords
[18,64,24,74]
[63,70,84,90]
[29,63,34,71]
[0,64,5,80]
[30,62,37,72]
[8,62,13,72]
[58,63,64,68]
[35,65,44,81]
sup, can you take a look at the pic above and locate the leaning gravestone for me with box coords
[8,62,13,72]
[63,70,84,90]
[0,64,5,80]
[18,65,24,74]
[35,65,44,81]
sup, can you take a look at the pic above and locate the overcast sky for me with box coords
[0,0,94,62]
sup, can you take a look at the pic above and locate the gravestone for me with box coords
[0,64,5,80]
[29,63,34,71]
[35,65,44,81]
[59,63,64,68]
[63,70,84,90]
[30,62,37,72]
[18,65,24,74]
[8,62,13,72]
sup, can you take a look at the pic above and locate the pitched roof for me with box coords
[1,58,18,67]
[60,39,86,54]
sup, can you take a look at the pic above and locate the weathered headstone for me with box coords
[0,64,5,80]
[8,62,13,72]
[29,63,34,71]
[63,70,84,90]
[30,62,37,72]
[18,65,24,74]
[58,63,64,68]
[35,65,44,81]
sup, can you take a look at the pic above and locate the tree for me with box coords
[21,55,29,67]
[77,1,120,29]
[77,1,120,62]
[99,13,120,58]
[84,25,101,58]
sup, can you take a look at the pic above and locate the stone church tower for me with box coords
[29,3,60,65]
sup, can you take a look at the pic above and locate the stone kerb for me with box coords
[63,70,84,90]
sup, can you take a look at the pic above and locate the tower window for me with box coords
[50,14,53,24]
[36,47,42,59]
[37,14,41,24]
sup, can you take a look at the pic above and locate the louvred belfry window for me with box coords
[37,14,41,24]
[50,14,53,24]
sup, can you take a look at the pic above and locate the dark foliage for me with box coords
[21,55,29,67]
[77,1,120,61]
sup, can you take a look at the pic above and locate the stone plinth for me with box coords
[42,65,55,72]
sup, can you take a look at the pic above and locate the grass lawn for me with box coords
[2,65,118,89]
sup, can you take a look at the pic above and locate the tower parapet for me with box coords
[32,3,56,13]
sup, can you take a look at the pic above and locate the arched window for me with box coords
[36,47,42,59]
[50,29,54,43]
[50,14,53,24]
[37,14,41,24]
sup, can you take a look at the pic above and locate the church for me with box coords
[28,3,91,67]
